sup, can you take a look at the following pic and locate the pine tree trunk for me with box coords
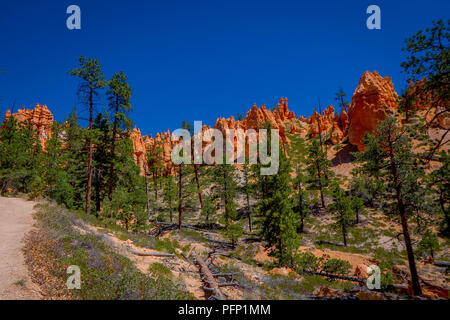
[178,165,183,229]
[388,135,422,296]
[315,159,325,208]
[153,171,157,215]
[95,169,101,214]
[108,97,119,201]
[144,166,151,214]
[246,191,252,232]
[86,87,94,215]
[193,164,203,209]
[342,222,347,247]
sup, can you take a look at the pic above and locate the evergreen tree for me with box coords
[260,147,299,265]
[212,154,240,248]
[0,117,42,195]
[201,192,216,223]
[305,137,333,208]
[401,19,449,158]
[334,87,349,114]
[293,163,311,233]
[39,121,72,204]
[163,175,177,222]
[106,71,133,200]
[61,109,88,210]
[69,56,107,215]
[430,150,450,236]
[241,160,254,232]
[355,116,425,295]
[417,230,440,259]
[92,112,113,214]
[328,184,354,246]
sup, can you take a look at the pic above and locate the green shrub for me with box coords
[321,258,352,276]
[149,263,173,279]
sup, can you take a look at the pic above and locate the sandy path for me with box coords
[0,197,41,300]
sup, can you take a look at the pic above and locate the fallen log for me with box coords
[207,238,234,246]
[304,270,366,283]
[212,273,237,277]
[128,247,175,257]
[314,240,346,247]
[191,251,225,300]
[434,260,450,268]
[218,282,240,287]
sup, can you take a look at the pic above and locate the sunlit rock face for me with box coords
[348,71,398,151]
[4,103,54,145]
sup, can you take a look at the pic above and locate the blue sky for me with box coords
[0,0,448,135]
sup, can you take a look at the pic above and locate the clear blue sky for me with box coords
[0,0,448,135]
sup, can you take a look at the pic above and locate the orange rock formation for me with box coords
[348,71,398,151]
[3,71,420,173]
[4,103,54,145]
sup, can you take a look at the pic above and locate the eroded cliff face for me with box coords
[213,97,295,144]
[348,71,398,151]
[4,104,54,145]
[3,71,420,174]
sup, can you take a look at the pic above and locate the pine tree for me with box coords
[106,71,133,200]
[212,154,240,248]
[61,109,88,210]
[92,112,113,214]
[289,135,310,233]
[334,87,349,114]
[430,150,450,236]
[328,184,354,246]
[293,163,311,233]
[305,137,333,208]
[401,20,449,158]
[355,116,425,295]
[163,175,177,222]
[0,117,42,195]
[417,230,440,259]
[260,146,299,265]
[40,121,72,204]
[69,56,107,215]
[241,160,254,232]
[147,139,165,215]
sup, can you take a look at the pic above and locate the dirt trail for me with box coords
[0,197,41,300]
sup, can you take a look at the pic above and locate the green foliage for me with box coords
[328,184,354,246]
[401,19,449,106]
[148,263,173,279]
[417,230,440,259]
[33,202,192,299]
[305,137,333,208]
[293,252,319,274]
[163,175,177,222]
[430,150,450,236]
[0,117,43,195]
[260,146,299,265]
[321,258,352,276]
[106,71,133,131]
[334,87,349,113]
